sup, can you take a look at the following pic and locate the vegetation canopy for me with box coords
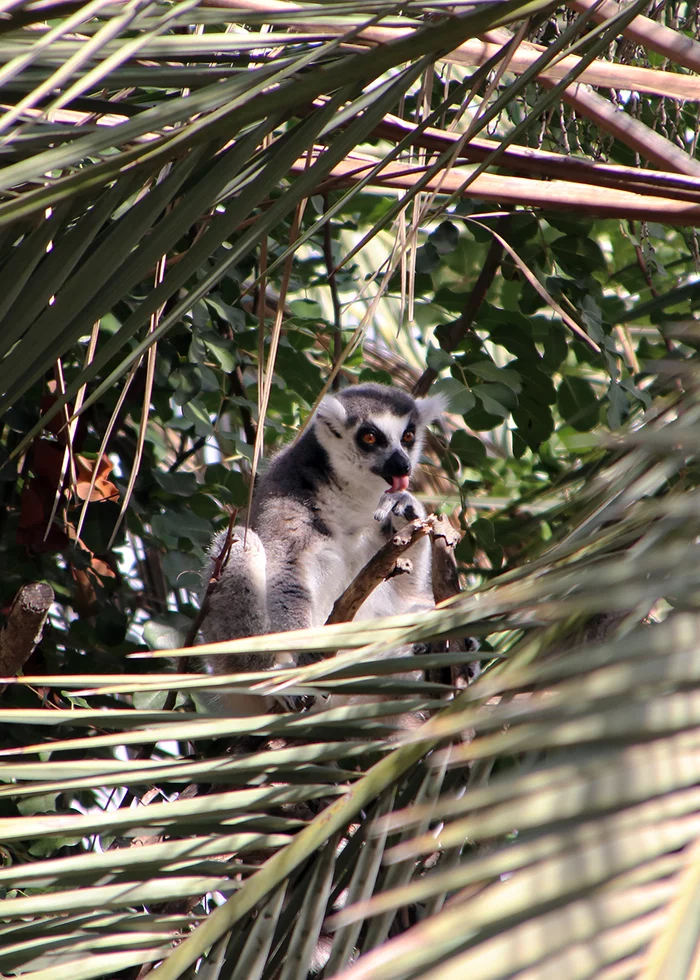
[1,0,700,977]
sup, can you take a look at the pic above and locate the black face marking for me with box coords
[355,424,388,452]
[381,450,411,479]
[371,449,412,485]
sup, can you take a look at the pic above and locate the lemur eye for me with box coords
[360,430,377,446]
[402,429,415,444]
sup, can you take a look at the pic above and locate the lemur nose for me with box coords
[385,450,411,476]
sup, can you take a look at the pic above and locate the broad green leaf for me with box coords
[557,375,601,432]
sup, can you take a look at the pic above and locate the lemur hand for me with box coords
[374,491,426,531]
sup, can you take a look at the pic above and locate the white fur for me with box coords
[315,394,347,428]
[416,391,449,425]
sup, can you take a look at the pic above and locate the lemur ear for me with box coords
[315,394,347,430]
[415,391,448,426]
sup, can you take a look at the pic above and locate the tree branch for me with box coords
[0,582,54,688]
[430,514,463,605]
[326,517,434,625]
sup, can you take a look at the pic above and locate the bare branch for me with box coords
[0,583,53,688]
[554,81,700,179]
[375,115,700,205]
[206,0,700,100]
[430,515,464,606]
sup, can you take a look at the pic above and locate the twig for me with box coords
[187,512,237,652]
[229,365,257,446]
[552,79,700,178]
[568,0,700,75]
[322,194,343,391]
[167,436,206,473]
[0,583,54,692]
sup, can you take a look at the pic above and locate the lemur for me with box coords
[197,383,447,716]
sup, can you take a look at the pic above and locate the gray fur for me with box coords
[197,383,446,715]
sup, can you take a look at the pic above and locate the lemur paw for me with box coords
[374,491,426,530]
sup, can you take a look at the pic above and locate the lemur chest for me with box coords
[303,484,385,624]
[306,527,379,626]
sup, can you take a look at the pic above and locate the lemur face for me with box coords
[314,384,446,493]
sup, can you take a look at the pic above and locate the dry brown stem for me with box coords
[430,515,464,606]
[375,115,700,204]
[568,0,700,74]
[296,153,700,226]
[205,0,700,100]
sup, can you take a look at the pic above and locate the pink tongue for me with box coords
[387,475,410,493]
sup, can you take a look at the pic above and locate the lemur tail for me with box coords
[200,528,270,645]
[195,528,274,717]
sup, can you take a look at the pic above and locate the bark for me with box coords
[0,582,54,687]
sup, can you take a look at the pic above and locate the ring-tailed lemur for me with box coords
[197,383,447,715]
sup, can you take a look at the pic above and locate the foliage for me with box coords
[1,1,700,977]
